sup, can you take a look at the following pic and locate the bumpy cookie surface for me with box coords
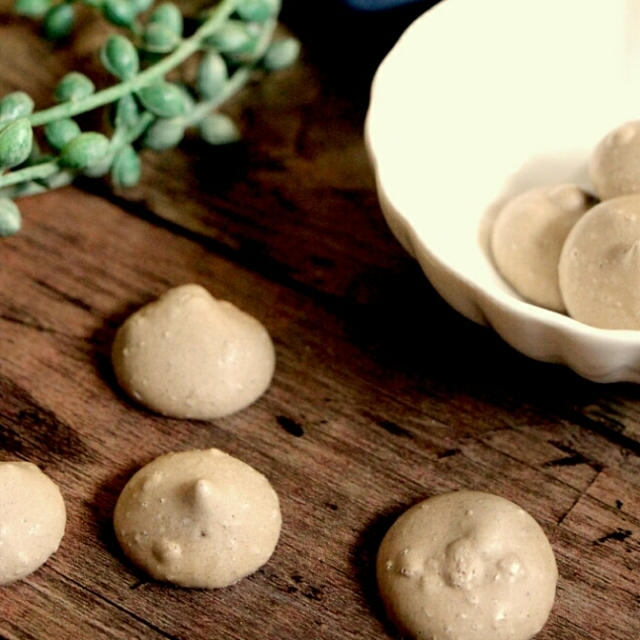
[589,120,640,200]
[559,194,640,329]
[376,490,557,640]
[113,448,281,588]
[0,461,66,585]
[112,284,275,419]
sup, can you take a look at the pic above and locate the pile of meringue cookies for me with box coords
[1,283,560,640]
[492,119,640,330]
[0,284,280,590]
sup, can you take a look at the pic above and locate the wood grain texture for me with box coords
[1,2,639,639]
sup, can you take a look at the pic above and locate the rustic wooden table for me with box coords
[1,1,639,638]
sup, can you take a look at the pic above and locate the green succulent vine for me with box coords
[0,0,300,236]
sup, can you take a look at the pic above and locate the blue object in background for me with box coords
[341,0,426,10]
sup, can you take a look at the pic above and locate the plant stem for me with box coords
[0,109,155,190]
[116,111,156,148]
[184,18,277,127]
[0,160,60,188]
[28,0,241,128]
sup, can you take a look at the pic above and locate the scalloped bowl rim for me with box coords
[365,0,640,382]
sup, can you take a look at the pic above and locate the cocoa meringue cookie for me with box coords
[0,461,66,585]
[376,490,557,640]
[111,284,275,419]
[491,184,596,311]
[113,448,281,588]
[559,194,640,329]
[589,120,640,200]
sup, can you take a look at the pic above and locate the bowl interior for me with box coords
[368,0,640,305]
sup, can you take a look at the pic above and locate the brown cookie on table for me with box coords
[113,448,281,588]
[377,490,557,640]
[0,461,66,586]
[112,284,275,419]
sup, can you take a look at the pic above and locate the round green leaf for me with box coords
[59,132,109,170]
[142,117,184,151]
[113,93,140,130]
[203,20,256,54]
[132,0,153,12]
[14,0,52,18]
[199,113,240,146]
[0,91,35,125]
[136,82,186,118]
[55,72,95,102]
[44,118,81,150]
[262,37,300,71]
[174,84,195,114]
[236,0,281,22]
[0,199,22,237]
[42,3,74,39]
[82,152,113,178]
[111,144,141,188]
[0,118,33,169]
[148,2,183,35]
[102,0,136,27]
[142,22,180,53]
[196,51,228,100]
[101,35,139,80]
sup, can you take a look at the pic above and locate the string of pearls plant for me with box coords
[0,0,299,236]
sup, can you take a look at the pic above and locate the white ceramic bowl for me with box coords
[365,0,640,383]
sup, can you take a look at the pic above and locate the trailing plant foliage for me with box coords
[0,0,299,236]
